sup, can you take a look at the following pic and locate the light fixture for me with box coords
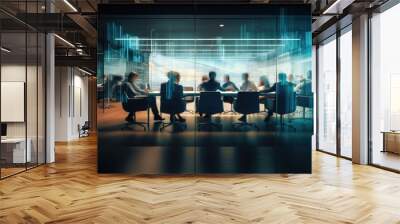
[1,47,11,53]
[131,44,284,47]
[149,49,274,52]
[115,38,300,41]
[54,34,75,48]
[322,0,350,15]
[63,0,78,12]
[219,24,224,27]
[78,67,92,76]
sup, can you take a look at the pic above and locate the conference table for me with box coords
[139,91,275,130]
[148,90,273,97]
[135,91,313,129]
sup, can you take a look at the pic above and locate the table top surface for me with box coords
[147,91,275,96]
[1,138,29,143]
[381,131,400,134]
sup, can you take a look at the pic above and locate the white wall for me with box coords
[55,67,89,141]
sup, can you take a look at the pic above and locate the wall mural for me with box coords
[97,4,313,174]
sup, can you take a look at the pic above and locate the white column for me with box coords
[352,14,369,164]
[46,32,55,163]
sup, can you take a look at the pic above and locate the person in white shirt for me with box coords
[239,73,258,91]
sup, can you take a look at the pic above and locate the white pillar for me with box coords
[45,0,55,163]
[352,14,369,164]
[46,32,55,163]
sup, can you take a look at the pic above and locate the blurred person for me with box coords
[257,75,270,91]
[201,71,224,91]
[122,72,164,122]
[197,75,209,91]
[295,70,312,95]
[222,74,239,91]
[239,73,258,91]
[261,72,294,122]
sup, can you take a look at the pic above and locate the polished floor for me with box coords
[372,150,400,171]
[1,135,400,223]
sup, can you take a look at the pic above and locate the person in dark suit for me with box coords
[122,72,164,122]
[201,71,224,91]
[160,71,186,122]
[261,72,295,122]
[197,71,223,118]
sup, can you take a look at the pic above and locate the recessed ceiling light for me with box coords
[219,24,224,27]
[78,67,92,76]
[63,0,78,12]
[54,34,75,48]
[1,47,11,53]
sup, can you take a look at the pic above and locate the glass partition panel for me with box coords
[371,4,400,171]
[37,32,46,165]
[339,28,352,158]
[317,36,337,154]
[1,30,27,177]
[27,30,38,169]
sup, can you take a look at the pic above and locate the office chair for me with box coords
[183,86,195,113]
[274,84,297,130]
[78,121,90,138]
[121,96,149,131]
[197,91,224,130]
[159,84,187,132]
[222,96,237,114]
[296,82,313,119]
[233,92,260,131]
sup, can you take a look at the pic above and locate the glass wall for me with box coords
[339,28,352,158]
[0,2,46,179]
[98,5,313,174]
[371,3,400,171]
[317,35,337,154]
[316,25,353,158]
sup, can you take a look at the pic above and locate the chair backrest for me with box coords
[122,98,148,113]
[160,83,186,114]
[121,84,148,114]
[300,81,312,96]
[275,83,296,115]
[198,91,223,114]
[235,91,260,115]
[183,86,194,102]
[297,95,313,108]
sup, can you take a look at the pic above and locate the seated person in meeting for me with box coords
[240,73,258,91]
[222,74,239,112]
[174,72,186,122]
[222,74,239,91]
[197,75,209,91]
[261,72,293,122]
[295,70,312,95]
[199,71,224,118]
[258,75,271,105]
[257,75,270,91]
[160,71,186,122]
[122,72,164,122]
[201,71,224,91]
